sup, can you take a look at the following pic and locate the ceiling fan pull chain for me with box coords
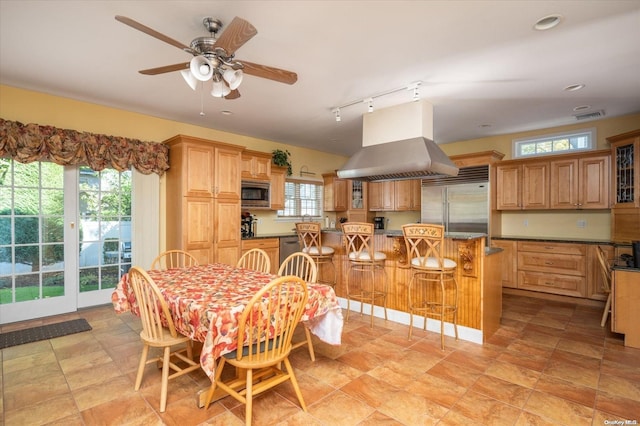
[200,82,205,116]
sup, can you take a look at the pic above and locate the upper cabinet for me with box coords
[368,180,420,211]
[550,153,610,210]
[322,172,348,212]
[270,165,287,210]
[496,161,548,210]
[608,129,640,243]
[241,150,271,181]
[496,151,610,211]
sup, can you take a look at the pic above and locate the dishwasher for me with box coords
[279,235,300,265]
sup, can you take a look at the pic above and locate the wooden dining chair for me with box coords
[151,249,199,270]
[596,245,613,327]
[128,266,201,412]
[236,248,271,273]
[204,275,309,425]
[278,252,318,361]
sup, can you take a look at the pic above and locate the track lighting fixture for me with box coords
[331,81,423,120]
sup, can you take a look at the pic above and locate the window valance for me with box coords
[0,118,169,175]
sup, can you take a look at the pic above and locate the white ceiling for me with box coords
[1,1,639,156]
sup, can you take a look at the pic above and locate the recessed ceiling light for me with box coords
[478,124,492,128]
[564,84,585,92]
[573,105,591,112]
[221,110,233,115]
[534,14,563,31]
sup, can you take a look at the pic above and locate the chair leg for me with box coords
[304,327,316,361]
[284,357,307,411]
[369,267,375,327]
[134,344,149,390]
[160,346,171,412]
[600,292,612,327]
[245,368,253,426]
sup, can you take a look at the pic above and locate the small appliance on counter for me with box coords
[374,217,385,230]
[241,211,256,239]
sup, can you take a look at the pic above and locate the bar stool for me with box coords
[342,222,388,327]
[402,223,458,349]
[295,222,336,288]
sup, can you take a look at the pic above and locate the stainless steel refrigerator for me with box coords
[421,182,489,235]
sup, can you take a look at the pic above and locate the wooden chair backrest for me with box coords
[237,248,271,274]
[595,245,612,293]
[402,224,447,269]
[128,266,179,341]
[295,222,323,252]
[235,275,308,363]
[278,252,318,283]
[151,250,199,270]
[342,222,376,263]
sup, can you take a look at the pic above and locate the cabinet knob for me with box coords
[544,261,553,265]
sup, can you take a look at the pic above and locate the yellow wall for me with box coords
[3,84,638,241]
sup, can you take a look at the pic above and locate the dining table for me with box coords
[111,262,343,406]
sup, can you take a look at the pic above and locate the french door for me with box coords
[0,159,131,324]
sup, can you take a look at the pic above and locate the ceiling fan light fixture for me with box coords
[180,69,198,90]
[211,75,231,98]
[190,56,214,81]
[223,68,243,90]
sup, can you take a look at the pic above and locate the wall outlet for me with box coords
[577,219,586,228]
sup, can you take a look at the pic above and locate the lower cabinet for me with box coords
[241,238,279,274]
[490,240,517,288]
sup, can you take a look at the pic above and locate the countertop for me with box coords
[493,236,613,245]
[243,229,487,241]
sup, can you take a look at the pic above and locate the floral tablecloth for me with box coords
[111,263,343,379]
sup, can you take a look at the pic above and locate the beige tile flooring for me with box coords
[1,293,640,425]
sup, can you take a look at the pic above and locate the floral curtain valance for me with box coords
[0,118,169,175]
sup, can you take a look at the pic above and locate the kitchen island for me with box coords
[320,229,502,344]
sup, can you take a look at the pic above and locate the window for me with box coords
[278,179,323,218]
[513,128,595,158]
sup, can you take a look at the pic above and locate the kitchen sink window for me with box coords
[278,179,323,219]
[513,127,595,158]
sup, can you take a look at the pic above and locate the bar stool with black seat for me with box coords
[342,222,388,327]
[295,222,336,288]
[402,223,458,349]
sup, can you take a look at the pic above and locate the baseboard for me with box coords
[503,288,606,307]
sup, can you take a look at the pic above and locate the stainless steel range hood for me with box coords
[337,100,458,181]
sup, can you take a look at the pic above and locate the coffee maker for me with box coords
[373,217,385,230]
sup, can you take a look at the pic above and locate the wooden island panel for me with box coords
[321,232,501,339]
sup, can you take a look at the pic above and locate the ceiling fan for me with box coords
[115,15,298,100]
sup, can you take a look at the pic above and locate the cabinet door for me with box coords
[522,161,549,209]
[611,138,639,209]
[241,153,271,181]
[184,143,215,197]
[393,179,420,211]
[270,166,286,210]
[491,240,517,288]
[323,175,348,211]
[580,155,609,209]
[241,238,279,274]
[368,182,383,211]
[215,146,242,199]
[496,165,521,210]
[550,159,578,209]
[214,199,241,265]
[183,196,214,264]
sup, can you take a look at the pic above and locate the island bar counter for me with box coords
[320,230,502,344]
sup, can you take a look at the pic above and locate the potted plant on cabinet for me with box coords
[272,149,292,176]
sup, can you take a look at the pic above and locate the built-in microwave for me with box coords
[241,180,270,208]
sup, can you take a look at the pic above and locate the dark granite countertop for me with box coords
[493,236,613,245]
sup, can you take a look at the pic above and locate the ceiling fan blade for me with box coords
[225,89,241,100]
[115,15,194,53]
[139,63,190,75]
[214,17,257,55]
[239,60,298,85]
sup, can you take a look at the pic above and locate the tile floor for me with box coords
[1,293,639,425]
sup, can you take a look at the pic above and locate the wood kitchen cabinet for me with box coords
[241,150,271,181]
[516,241,587,297]
[347,180,374,222]
[608,129,640,243]
[269,165,287,210]
[241,238,279,274]
[549,151,610,210]
[611,268,640,348]
[586,244,614,301]
[491,239,517,288]
[164,135,242,265]
[322,172,348,211]
[368,179,420,211]
[496,161,548,210]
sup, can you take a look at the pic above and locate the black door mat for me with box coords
[0,318,92,349]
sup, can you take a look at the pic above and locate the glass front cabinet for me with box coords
[609,130,640,209]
